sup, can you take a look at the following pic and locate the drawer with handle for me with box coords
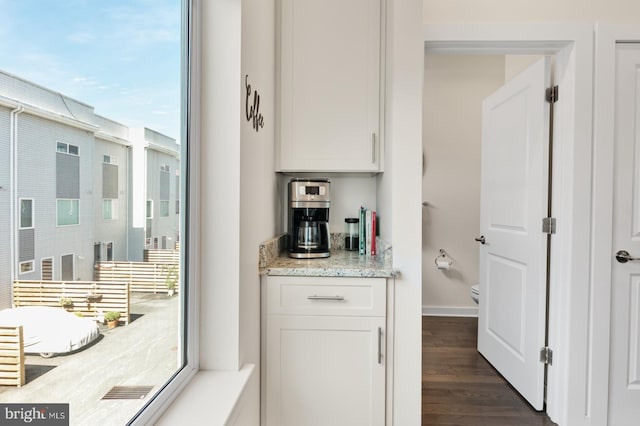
[265,276,386,316]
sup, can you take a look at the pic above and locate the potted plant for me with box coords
[59,297,74,310]
[104,311,120,329]
[163,264,178,296]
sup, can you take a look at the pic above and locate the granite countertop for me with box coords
[259,234,399,278]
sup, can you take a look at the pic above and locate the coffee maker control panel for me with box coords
[289,179,330,203]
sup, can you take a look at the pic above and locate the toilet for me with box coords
[470,284,480,304]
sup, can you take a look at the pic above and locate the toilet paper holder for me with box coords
[434,249,453,269]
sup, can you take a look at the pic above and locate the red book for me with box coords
[371,211,376,255]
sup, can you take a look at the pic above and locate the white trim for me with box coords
[40,257,54,281]
[134,1,201,423]
[18,197,34,229]
[55,199,80,227]
[146,199,154,219]
[56,141,79,156]
[18,260,34,275]
[424,23,595,426]
[60,252,75,281]
[422,306,478,317]
[0,95,98,133]
[591,23,640,426]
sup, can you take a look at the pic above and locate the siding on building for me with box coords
[0,106,11,307]
[0,70,179,309]
[94,138,130,263]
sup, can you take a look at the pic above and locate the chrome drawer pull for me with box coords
[378,327,383,364]
[307,295,345,301]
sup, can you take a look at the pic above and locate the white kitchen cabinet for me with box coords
[262,276,387,426]
[276,0,383,172]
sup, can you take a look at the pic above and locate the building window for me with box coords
[2,0,192,423]
[102,199,118,220]
[160,200,170,217]
[56,141,79,156]
[56,199,79,226]
[19,198,34,229]
[19,260,34,274]
[41,257,53,280]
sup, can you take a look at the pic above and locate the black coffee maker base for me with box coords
[288,251,331,259]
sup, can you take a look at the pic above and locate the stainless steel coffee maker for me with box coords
[288,178,330,258]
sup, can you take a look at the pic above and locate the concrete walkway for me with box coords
[0,293,180,426]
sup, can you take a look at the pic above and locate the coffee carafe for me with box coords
[288,179,330,258]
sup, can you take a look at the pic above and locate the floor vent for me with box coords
[102,386,154,400]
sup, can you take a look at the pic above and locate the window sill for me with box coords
[156,364,255,425]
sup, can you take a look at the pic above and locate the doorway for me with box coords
[423,52,553,410]
[422,23,595,425]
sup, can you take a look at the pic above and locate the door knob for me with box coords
[475,235,486,245]
[615,250,640,263]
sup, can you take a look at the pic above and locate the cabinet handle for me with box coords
[377,327,383,364]
[371,133,376,163]
[307,295,345,301]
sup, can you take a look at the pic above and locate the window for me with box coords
[19,260,34,274]
[102,199,118,220]
[56,141,79,156]
[19,198,33,229]
[56,199,79,226]
[0,1,191,423]
[41,257,53,280]
[160,200,170,217]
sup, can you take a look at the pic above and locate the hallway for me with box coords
[422,316,556,425]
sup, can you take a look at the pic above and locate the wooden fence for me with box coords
[95,262,178,294]
[143,249,179,264]
[0,326,25,387]
[12,280,130,325]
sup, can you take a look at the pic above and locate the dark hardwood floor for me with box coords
[422,316,557,426]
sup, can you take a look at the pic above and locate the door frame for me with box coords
[592,23,640,426]
[423,23,594,426]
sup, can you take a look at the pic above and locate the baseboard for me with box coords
[422,306,478,317]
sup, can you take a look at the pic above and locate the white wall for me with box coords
[377,0,424,424]
[422,54,504,313]
[239,0,277,423]
[423,0,640,23]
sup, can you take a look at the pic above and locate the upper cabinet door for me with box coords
[277,0,383,172]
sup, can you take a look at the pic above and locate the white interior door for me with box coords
[478,57,551,410]
[610,43,640,425]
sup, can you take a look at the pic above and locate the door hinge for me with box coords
[542,217,556,234]
[540,346,553,365]
[546,85,559,103]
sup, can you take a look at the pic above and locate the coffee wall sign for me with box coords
[245,75,264,132]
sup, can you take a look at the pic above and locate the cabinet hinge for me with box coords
[542,217,556,234]
[540,346,553,365]
[546,85,559,103]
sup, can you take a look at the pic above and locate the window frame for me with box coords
[19,198,34,229]
[146,199,154,219]
[41,257,54,280]
[56,198,80,226]
[102,198,118,220]
[159,200,170,217]
[56,141,79,156]
[19,260,34,274]
[129,1,200,423]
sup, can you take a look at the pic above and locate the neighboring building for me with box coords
[0,70,179,309]
[130,128,180,261]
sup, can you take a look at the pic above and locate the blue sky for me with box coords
[0,0,181,141]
